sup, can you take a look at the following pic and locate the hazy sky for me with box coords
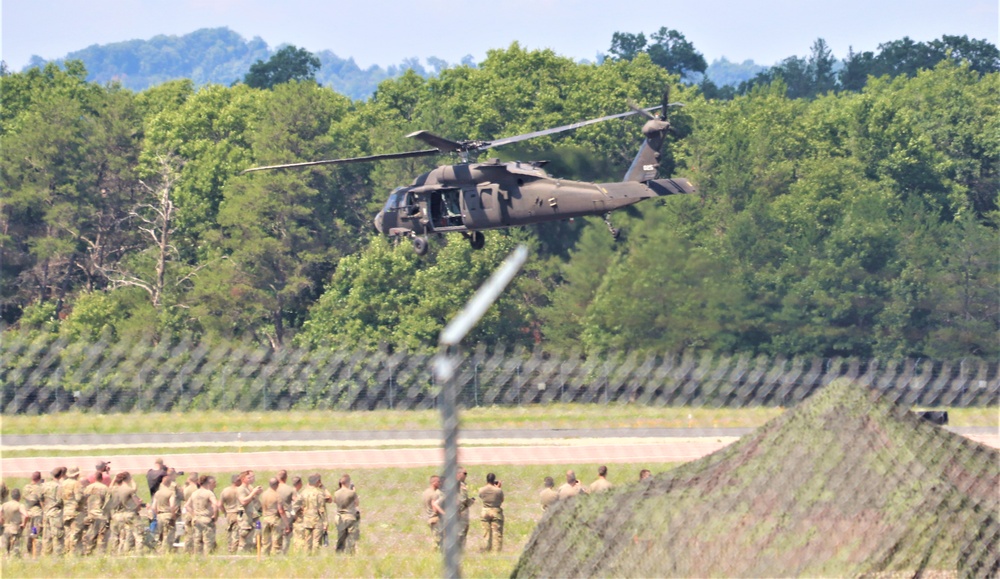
[2,0,998,71]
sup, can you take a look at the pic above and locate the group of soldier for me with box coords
[3,461,643,559]
[0,459,360,558]
[422,464,634,554]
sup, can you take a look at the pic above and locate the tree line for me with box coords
[23,25,996,104]
[608,28,1000,100]
[2,42,997,361]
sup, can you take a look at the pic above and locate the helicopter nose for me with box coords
[373,210,385,234]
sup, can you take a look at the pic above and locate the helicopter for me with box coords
[243,88,695,255]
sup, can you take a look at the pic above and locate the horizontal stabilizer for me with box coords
[646,178,695,196]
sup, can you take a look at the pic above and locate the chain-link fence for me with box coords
[2,330,999,576]
[2,332,997,414]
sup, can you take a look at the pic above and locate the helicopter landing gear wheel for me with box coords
[469,231,485,250]
[412,236,429,256]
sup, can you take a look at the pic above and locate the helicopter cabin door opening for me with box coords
[429,189,466,231]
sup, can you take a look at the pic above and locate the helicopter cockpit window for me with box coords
[384,189,407,212]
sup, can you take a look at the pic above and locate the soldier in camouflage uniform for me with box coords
[456,468,475,550]
[237,470,263,552]
[149,470,178,553]
[22,472,43,557]
[108,472,143,555]
[290,477,306,550]
[40,467,65,555]
[275,470,295,554]
[588,465,613,493]
[180,472,199,553]
[298,474,329,554]
[333,474,359,555]
[82,472,111,555]
[422,475,445,550]
[478,472,505,553]
[218,473,243,554]
[318,481,333,548]
[258,477,287,556]
[61,467,86,555]
[539,477,559,511]
[1,488,27,558]
[185,476,218,554]
[557,469,587,500]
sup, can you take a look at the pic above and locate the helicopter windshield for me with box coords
[383,188,408,212]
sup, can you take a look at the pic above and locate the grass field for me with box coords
[0,462,659,578]
[2,404,995,436]
[2,400,995,576]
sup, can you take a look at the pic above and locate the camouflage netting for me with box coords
[512,380,1000,578]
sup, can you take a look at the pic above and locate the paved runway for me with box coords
[2,428,996,478]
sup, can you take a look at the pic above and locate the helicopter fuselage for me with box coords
[373,158,693,239]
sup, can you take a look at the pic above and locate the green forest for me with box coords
[2,39,997,361]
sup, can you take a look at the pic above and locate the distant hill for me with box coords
[704,56,767,86]
[20,27,468,101]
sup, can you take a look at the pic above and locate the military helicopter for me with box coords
[243,88,695,255]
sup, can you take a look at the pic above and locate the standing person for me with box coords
[185,476,218,555]
[478,473,504,552]
[456,468,475,550]
[557,470,587,500]
[317,480,333,548]
[146,459,168,497]
[333,474,359,554]
[149,470,178,553]
[180,472,200,553]
[1,488,27,558]
[275,470,295,554]
[237,470,263,552]
[40,467,65,555]
[422,475,445,551]
[108,472,143,555]
[82,472,111,555]
[290,477,306,550]
[87,461,112,486]
[589,465,613,494]
[61,467,86,555]
[22,472,43,557]
[298,474,329,555]
[258,477,287,556]
[539,477,559,511]
[218,473,243,554]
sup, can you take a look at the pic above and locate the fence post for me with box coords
[434,246,527,579]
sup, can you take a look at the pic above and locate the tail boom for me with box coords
[598,178,695,210]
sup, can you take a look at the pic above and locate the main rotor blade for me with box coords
[241,149,440,173]
[406,131,465,152]
[628,99,658,121]
[485,106,661,150]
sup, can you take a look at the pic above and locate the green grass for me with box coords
[3,404,993,437]
[0,438,657,459]
[1,404,781,436]
[0,462,664,578]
